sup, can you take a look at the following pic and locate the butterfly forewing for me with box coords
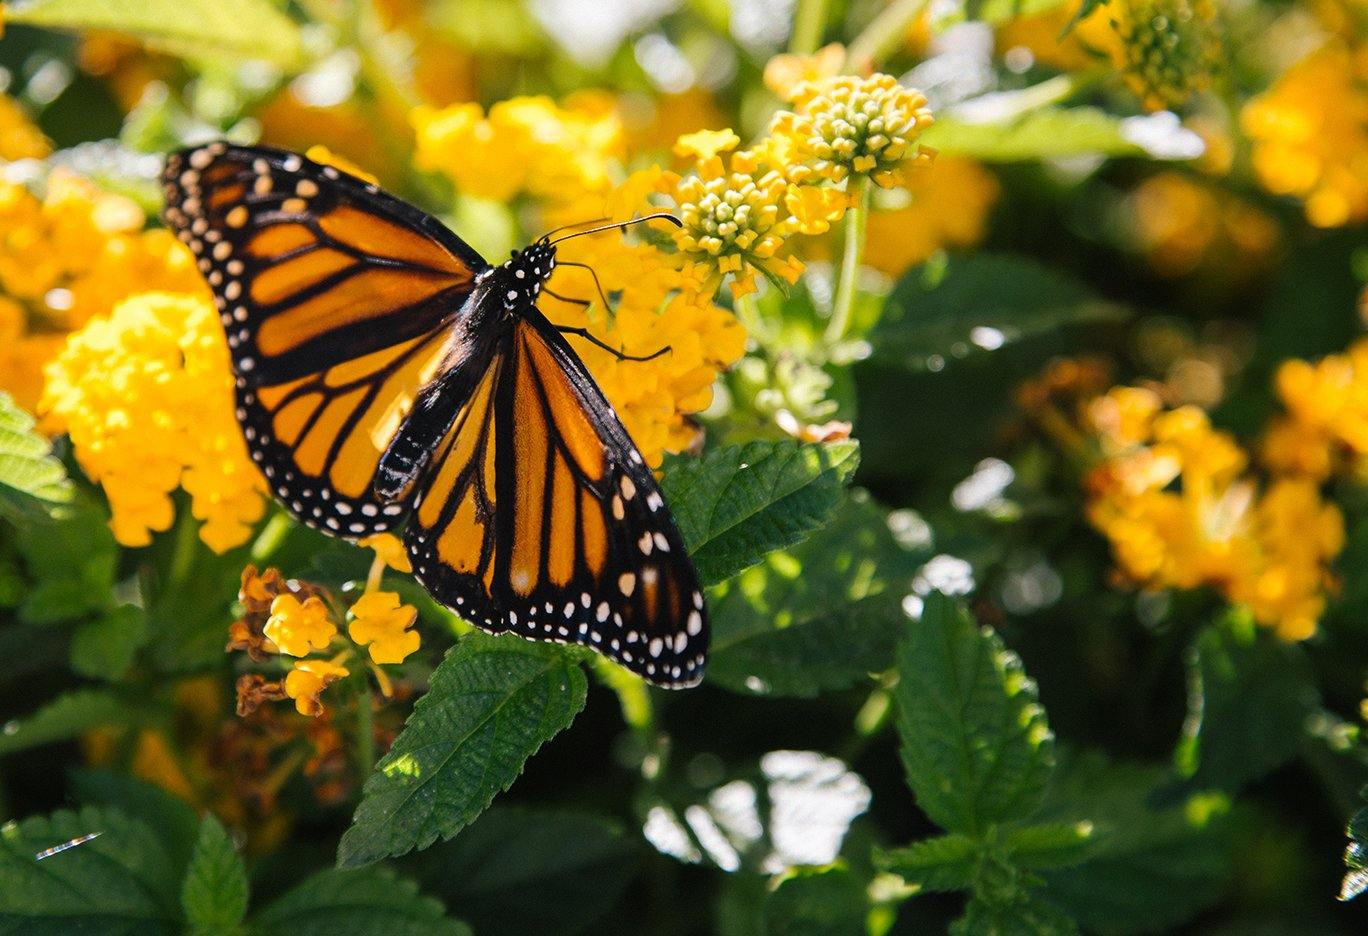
[407,315,708,687]
[162,143,489,535]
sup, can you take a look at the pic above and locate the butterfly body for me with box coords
[163,142,707,687]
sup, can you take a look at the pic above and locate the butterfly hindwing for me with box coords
[407,312,708,687]
[162,143,490,536]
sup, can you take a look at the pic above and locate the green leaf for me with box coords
[338,633,587,867]
[251,868,468,936]
[763,866,867,936]
[6,0,305,67]
[1341,787,1368,901]
[0,689,145,756]
[878,833,980,893]
[953,890,1078,936]
[708,491,927,697]
[70,605,149,680]
[0,393,73,524]
[0,806,181,933]
[1001,822,1097,871]
[894,594,1055,835]
[871,253,1123,373]
[405,807,639,936]
[182,816,248,934]
[971,0,1074,23]
[1035,752,1231,933]
[1174,615,1319,793]
[922,107,1144,162]
[68,769,200,872]
[13,497,117,624]
[660,440,860,586]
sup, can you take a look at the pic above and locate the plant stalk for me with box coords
[826,176,871,345]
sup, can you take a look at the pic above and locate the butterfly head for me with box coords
[498,241,557,311]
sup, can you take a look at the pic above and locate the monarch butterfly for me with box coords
[162,142,707,688]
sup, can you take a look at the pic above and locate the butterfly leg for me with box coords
[555,325,670,362]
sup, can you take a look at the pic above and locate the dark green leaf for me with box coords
[67,769,200,872]
[0,392,73,524]
[1340,787,1368,901]
[872,253,1123,373]
[405,807,639,936]
[0,806,181,933]
[70,605,148,680]
[338,633,587,867]
[878,833,980,893]
[764,866,867,936]
[1036,752,1231,933]
[660,440,860,586]
[182,816,248,934]
[707,491,927,697]
[0,689,145,756]
[953,889,1078,936]
[251,868,468,936]
[1175,615,1319,792]
[1002,822,1097,871]
[895,594,1055,834]
[13,496,117,624]
[6,0,305,67]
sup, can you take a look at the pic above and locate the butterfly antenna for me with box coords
[554,260,615,312]
[537,217,609,244]
[545,212,682,247]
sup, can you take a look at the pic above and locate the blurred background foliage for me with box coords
[0,0,1367,932]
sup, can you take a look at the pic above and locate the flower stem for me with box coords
[250,511,293,565]
[826,176,871,345]
[789,0,830,55]
[356,691,375,776]
[846,0,928,71]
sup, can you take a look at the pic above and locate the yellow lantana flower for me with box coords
[1241,44,1368,228]
[0,94,51,160]
[1106,0,1219,111]
[771,74,935,189]
[862,157,1000,277]
[41,291,267,551]
[359,533,412,574]
[764,43,846,102]
[348,591,420,665]
[284,660,350,717]
[265,594,337,657]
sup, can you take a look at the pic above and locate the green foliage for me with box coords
[0,393,72,524]
[0,689,146,755]
[70,604,148,680]
[1342,788,1368,902]
[872,253,1123,373]
[763,866,868,936]
[895,593,1055,834]
[1174,614,1320,793]
[405,807,639,936]
[11,498,117,624]
[182,816,248,934]
[5,0,305,67]
[339,633,588,867]
[251,868,469,936]
[706,491,926,696]
[925,107,1149,162]
[661,440,860,585]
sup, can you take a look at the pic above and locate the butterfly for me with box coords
[162,142,707,688]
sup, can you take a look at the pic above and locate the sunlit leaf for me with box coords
[661,440,860,586]
[338,634,587,867]
[1341,788,1368,901]
[894,594,1055,835]
[707,492,926,697]
[6,0,305,67]
[0,392,73,525]
[923,107,1142,161]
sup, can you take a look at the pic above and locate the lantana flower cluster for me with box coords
[1264,340,1368,481]
[231,535,421,717]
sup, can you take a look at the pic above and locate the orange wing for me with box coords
[408,317,707,687]
[162,143,489,535]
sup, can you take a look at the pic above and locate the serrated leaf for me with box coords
[660,440,860,586]
[182,816,248,934]
[0,806,181,932]
[1341,788,1368,901]
[1174,616,1319,793]
[251,868,469,936]
[953,890,1078,936]
[763,866,867,936]
[923,107,1143,162]
[0,393,73,524]
[708,492,927,697]
[68,769,200,872]
[872,253,1123,373]
[895,594,1055,835]
[1035,752,1231,933]
[878,833,980,893]
[0,689,144,755]
[6,0,305,67]
[13,497,117,624]
[70,605,148,680]
[338,633,587,867]
[405,807,639,936]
